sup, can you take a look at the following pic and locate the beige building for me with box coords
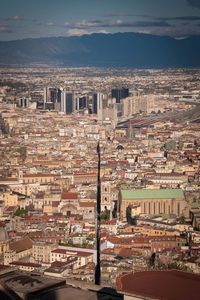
[123,94,156,117]
[4,237,33,265]
[122,225,179,237]
[73,172,97,185]
[33,242,56,264]
[120,188,189,220]
[3,192,18,206]
[50,247,94,268]
[22,174,55,185]
[0,228,9,257]
[101,181,112,211]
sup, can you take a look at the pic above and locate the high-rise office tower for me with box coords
[43,87,61,109]
[18,97,29,108]
[44,87,48,109]
[111,87,129,103]
[61,91,74,114]
[92,93,103,115]
[76,96,87,111]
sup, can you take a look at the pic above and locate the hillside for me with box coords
[0,32,200,67]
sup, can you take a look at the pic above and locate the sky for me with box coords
[1,0,200,40]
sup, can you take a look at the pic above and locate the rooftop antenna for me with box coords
[95,141,101,285]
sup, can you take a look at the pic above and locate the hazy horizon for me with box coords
[1,0,200,41]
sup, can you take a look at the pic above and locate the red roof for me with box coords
[79,202,95,208]
[52,201,60,207]
[116,270,200,300]
[4,206,18,212]
[61,192,78,200]
[51,248,92,257]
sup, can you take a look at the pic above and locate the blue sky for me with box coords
[0,0,200,40]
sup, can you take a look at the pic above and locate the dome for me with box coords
[0,227,8,242]
[116,144,124,150]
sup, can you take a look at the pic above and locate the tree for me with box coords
[101,207,110,220]
[14,207,28,217]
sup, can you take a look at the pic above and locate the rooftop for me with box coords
[51,248,93,257]
[117,270,200,300]
[0,269,123,300]
[121,188,184,200]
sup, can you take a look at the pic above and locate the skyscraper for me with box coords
[43,87,61,109]
[61,91,74,114]
[92,93,103,116]
[18,97,29,108]
[76,96,88,111]
[111,87,129,103]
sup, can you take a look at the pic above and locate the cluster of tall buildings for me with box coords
[43,87,105,116]
[17,87,158,124]
[41,87,159,126]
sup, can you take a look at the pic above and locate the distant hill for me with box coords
[0,32,200,67]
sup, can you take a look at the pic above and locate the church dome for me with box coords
[0,227,8,242]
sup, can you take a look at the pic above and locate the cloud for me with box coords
[143,25,200,38]
[46,22,56,26]
[0,25,13,33]
[31,19,42,26]
[116,21,172,27]
[98,30,109,34]
[187,0,200,8]
[66,29,90,36]
[64,19,172,30]
[5,15,23,21]
[105,13,200,22]
[66,28,109,36]
[158,15,200,21]
[105,13,155,18]
[64,20,103,29]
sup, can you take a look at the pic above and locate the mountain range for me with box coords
[0,32,200,68]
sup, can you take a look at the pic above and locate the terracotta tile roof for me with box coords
[61,192,78,200]
[117,248,133,257]
[51,248,93,257]
[4,206,18,212]
[24,174,54,178]
[116,270,200,300]
[101,220,116,225]
[52,201,60,207]
[9,237,33,253]
[79,202,95,208]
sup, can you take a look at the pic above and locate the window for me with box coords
[177,203,180,215]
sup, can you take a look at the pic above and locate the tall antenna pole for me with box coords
[95,141,101,285]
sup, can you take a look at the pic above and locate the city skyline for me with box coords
[1,0,200,40]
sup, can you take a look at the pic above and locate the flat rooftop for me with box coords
[0,270,123,300]
[121,188,184,200]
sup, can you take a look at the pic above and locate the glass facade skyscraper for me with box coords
[61,91,74,114]
[111,87,129,103]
